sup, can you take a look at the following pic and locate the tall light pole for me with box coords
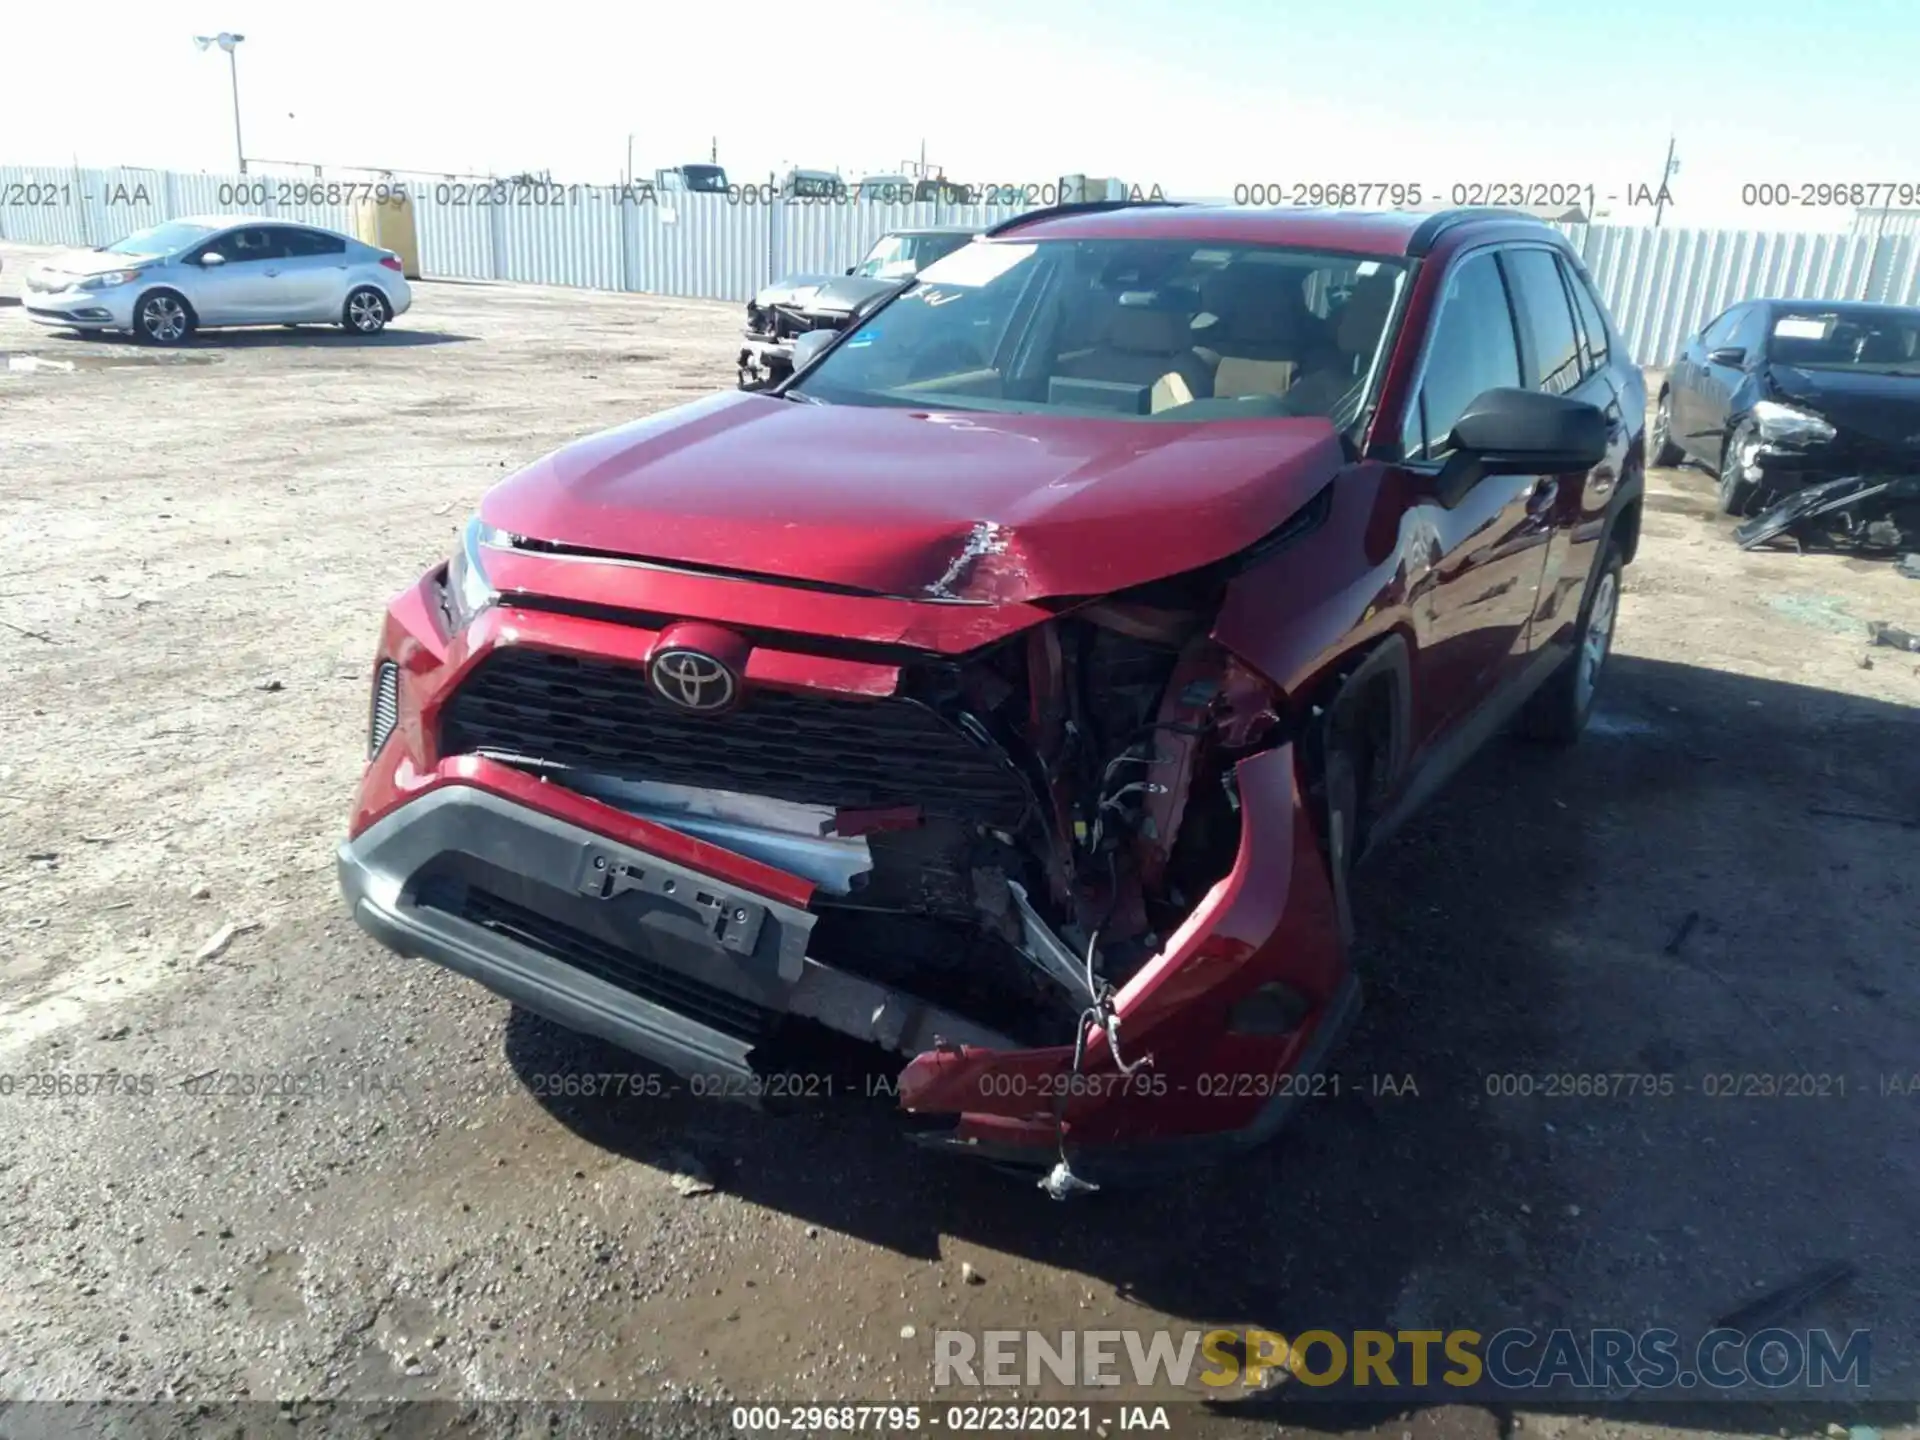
[193,32,247,174]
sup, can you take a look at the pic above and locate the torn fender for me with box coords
[897,744,1350,1147]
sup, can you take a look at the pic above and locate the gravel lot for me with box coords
[2,240,1917,1439]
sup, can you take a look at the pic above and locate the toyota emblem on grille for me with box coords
[650,649,737,712]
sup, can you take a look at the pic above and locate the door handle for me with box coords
[264,268,280,277]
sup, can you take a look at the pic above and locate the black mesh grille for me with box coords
[369,661,400,759]
[435,884,775,1041]
[440,649,1029,825]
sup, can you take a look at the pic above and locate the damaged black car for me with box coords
[738,226,976,388]
[1653,300,1920,547]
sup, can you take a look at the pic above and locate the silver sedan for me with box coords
[21,214,413,344]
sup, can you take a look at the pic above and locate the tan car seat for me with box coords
[1058,303,1216,413]
[1274,270,1402,415]
[1196,266,1339,400]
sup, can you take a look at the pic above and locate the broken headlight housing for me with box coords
[1750,400,1837,447]
[443,517,503,631]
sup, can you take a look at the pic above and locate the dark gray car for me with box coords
[1654,299,1920,515]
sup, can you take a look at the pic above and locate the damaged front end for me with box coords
[1721,366,1920,550]
[342,512,1355,1196]
[739,276,900,389]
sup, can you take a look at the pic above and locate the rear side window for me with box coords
[1565,262,1612,370]
[283,228,347,257]
[1405,251,1521,460]
[1502,248,1583,396]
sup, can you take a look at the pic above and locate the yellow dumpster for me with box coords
[352,190,421,279]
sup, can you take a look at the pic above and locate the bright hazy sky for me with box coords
[5,0,1912,231]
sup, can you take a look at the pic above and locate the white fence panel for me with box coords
[1879,237,1920,307]
[0,166,95,246]
[412,186,497,280]
[634,193,770,302]
[496,195,623,291]
[166,171,243,221]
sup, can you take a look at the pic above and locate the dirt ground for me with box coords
[2,240,1917,1440]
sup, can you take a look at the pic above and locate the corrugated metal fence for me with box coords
[1563,223,1920,368]
[6,162,1920,366]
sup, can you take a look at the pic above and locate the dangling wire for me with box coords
[1041,920,1157,1198]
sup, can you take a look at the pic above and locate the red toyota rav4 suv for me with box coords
[340,204,1644,1196]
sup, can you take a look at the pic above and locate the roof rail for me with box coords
[983,198,1190,237]
[1405,206,1555,256]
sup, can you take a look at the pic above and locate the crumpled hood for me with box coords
[750,274,836,309]
[479,391,1346,603]
[1766,365,1920,451]
[799,275,904,316]
[751,273,901,316]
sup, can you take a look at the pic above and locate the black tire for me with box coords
[1717,422,1764,516]
[134,290,194,346]
[1517,544,1625,745]
[1650,390,1684,467]
[342,286,391,335]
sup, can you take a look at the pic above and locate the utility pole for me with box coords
[193,33,248,173]
[1652,135,1678,227]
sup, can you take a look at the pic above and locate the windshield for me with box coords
[854,232,969,279]
[105,221,216,256]
[790,238,1409,424]
[1767,308,1920,373]
[681,165,727,193]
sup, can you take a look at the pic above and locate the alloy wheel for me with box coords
[348,291,388,333]
[141,296,187,343]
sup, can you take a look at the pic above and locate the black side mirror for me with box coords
[845,266,856,275]
[1707,345,1747,367]
[1443,387,1608,479]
